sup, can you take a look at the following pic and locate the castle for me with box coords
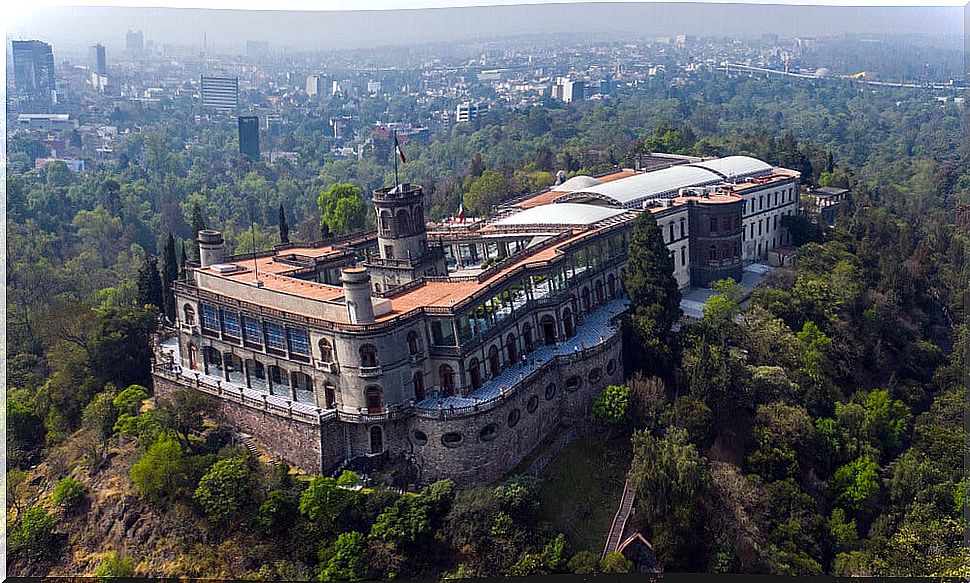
[152,154,800,486]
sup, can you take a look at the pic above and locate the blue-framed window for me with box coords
[242,316,263,346]
[201,304,219,333]
[221,310,241,339]
[287,327,310,356]
[265,322,287,353]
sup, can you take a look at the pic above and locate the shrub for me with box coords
[600,551,633,573]
[130,437,187,503]
[95,551,135,580]
[9,505,59,562]
[567,550,601,574]
[52,477,87,509]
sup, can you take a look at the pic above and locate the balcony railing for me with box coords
[358,366,382,378]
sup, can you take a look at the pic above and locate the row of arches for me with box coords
[190,345,316,404]
[378,206,424,237]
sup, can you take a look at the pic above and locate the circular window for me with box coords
[544,382,557,400]
[607,359,617,375]
[412,430,428,445]
[441,432,463,448]
[527,395,539,412]
[588,369,602,385]
[566,375,582,392]
[508,409,521,428]
[479,423,498,442]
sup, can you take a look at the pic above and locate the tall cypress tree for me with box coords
[161,233,179,322]
[136,254,164,315]
[622,210,682,378]
[180,241,188,279]
[278,202,290,244]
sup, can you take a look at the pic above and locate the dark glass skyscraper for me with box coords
[238,116,260,161]
[11,40,55,99]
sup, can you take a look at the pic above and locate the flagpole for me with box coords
[393,130,400,189]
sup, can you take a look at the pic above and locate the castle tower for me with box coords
[365,183,446,293]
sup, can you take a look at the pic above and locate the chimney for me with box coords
[340,267,375,325]
[198,229,225,268]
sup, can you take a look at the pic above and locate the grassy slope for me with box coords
[536,427,632,554]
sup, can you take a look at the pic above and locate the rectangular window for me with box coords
[709,217,718,233]
[680,246,686,266]
[243,316,263,347]
[722,216,732,232]
[287,327,310,356]
[220,309,241,339]
[201,304,219,333]
[265,322,287,353]
[668,223,674,242]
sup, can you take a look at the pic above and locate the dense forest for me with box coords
[6,69,968,578]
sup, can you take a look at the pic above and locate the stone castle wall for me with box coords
[152,333,621,487]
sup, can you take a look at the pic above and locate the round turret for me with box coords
[198,229,225,268]
[341,267,375,324]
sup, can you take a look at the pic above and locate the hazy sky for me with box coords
[7,2,964,53]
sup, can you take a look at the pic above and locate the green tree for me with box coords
[318,183,369,236]
[9,505,59,563]
[300,476,351,530]
[830,455,880,511]
[255,489,298,533]
[507,552,549,577]
[278,202,290,244]
[592,384,631,426]
[622,210,682,379]
[136,254,164,314]
[318,531,367,582]
[860,389,911,455]
[155,388,211,448]
[72,205,123,268]
[52,477,87,510]
[465,169,509,215]
[193,456,257,523]
[631,427,708,522]
[130,437,188,503]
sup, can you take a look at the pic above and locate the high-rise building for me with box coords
[238,116,260,161]
[200,75,239,111]
[11,40,55,100]
[455,102,487,123]
[126,30,144,58]
[306,74,324,97]
[89,44,107,75]
[562,79,585,103]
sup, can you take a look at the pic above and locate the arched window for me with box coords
[595,280,604,305]
[370,426,383,454]
[506,334,517,364]
[581,287,590,313]
[562,308,574,338]
[379,210,393,235]
[414,205,424,228]
[365,386,382,413]
[522,323,533,353]
[413,371,425,402]
[607,274,616,298]
[540,314,556,346]
[488,345,501,377]
[225,353,243,382]
[407,331,420,355]
[709,245,717,262]
[324,383,336,408]
[318,338,334,363]
[396,209,411,235]
[187,343,199,370]
[359,344,378,368]
[439,364,455,395]
[183,304,196,326]
[722,243,731,259]
[469,358,482,390]
[204,346,222,373]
